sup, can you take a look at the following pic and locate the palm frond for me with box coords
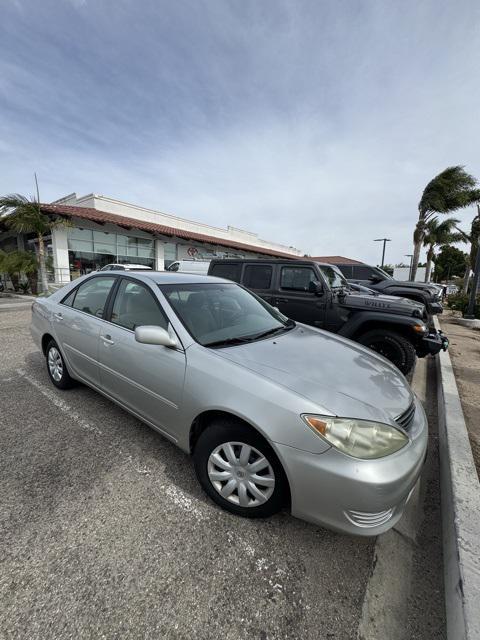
[419,166,480,217]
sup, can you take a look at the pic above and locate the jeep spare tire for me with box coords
[357,330,416,375]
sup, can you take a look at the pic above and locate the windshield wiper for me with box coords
[251,320,296,341]
[203,336,256,348]
[204,321,295,348]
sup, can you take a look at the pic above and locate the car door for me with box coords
[241,263,274,304]
[97,277,186,437]
[53,275,117,386]
[274,265,327,328]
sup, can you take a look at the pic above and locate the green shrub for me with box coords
[448,292,480,318]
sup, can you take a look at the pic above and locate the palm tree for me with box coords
[411,166,480,281]
[0,194,71,293]
[453,205,480,292]
[422,217,462,282]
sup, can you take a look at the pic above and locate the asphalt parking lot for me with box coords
[0,306,445,640]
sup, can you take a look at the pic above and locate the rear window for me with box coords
[243,264,272,290]
[209,263,241,283]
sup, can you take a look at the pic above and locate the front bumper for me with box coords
[272,397,428,536]
[416,328,449,357]
[428,301,443,315]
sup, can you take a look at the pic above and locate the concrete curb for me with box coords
[435,316,480,640]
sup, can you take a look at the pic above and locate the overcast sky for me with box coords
[1,0,479,264]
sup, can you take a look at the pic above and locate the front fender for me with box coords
[338,311,424,339]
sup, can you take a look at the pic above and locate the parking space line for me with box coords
[15,368,103,435]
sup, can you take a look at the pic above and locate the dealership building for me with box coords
[0,193,302,285]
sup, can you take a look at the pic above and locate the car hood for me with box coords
[382,279,437,295]
[341,291,425,316]
[214,325,413,423]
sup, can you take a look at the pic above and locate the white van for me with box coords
[166,260,211,274]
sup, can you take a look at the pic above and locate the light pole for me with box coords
[374,238,391,268]
[405,254,414,281]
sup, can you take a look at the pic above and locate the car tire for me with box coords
[193,419,288,519]
[357,330,417,375]
[45,339,75,389]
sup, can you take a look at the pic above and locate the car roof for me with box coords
[95,271,232,285]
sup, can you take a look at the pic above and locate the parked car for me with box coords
[208,259,448,374]
[99,263,153,271]
[330,262,444,317]
[31,271,428,536]
[166,260,210,274]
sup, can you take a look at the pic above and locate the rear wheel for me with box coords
[357,329,416,375]
[193,419,288,518]
[46,339,75,389]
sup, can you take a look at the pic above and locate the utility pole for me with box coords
[405,254,414,281]
[464,247,480,319]
[374,238,391,268]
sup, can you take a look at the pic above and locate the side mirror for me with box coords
[135,325,178,348]
[369,275,383,284]
[308,280,323,295]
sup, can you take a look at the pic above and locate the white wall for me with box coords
[393,266,428,282]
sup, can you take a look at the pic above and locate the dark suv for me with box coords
[208,259,448,374]
[332,263,443,317]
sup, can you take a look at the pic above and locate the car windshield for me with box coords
[160,283,293,347]
[318,265,348,289]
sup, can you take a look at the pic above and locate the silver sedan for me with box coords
[31,271,427,535]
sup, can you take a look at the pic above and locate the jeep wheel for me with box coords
[357,330,416,375]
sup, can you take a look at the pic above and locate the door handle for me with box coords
[54,312,63,320]
[277,298,289,303]
[101,334,115,345]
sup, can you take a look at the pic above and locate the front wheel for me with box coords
[193,420,288,519]
[357,329,416,375]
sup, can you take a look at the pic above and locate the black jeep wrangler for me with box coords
[331,262,444,317]
[208,259,448,375]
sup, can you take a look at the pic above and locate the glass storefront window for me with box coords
[67,229,154,270]
[68,250,154,278]
[127,236,138,257]
[137,238,154,258]
[93,231,116,254]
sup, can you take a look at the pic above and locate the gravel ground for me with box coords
[440,311,480,479]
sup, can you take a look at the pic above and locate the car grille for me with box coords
[344,508,394,528]
[395,402,416,432]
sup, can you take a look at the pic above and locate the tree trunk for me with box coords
[410,217,425,282]
[462,264,470,293]
[37,234,49,294]
[424,246,434,282]
[410,238,422,282]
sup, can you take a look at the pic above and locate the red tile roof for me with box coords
[309,255,363,265]
[40,204,297,259]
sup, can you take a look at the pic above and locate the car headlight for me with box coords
[302,415,408,459]
[412,322,428,334]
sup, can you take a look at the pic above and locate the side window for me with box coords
[111,279,167,331]
[210,263,241,283]
[337,265,352,278]
[354,265,374,279]
[61,288,77,307]
[280,267,317,292]
[243,264,272,290]
[72,277,115,318]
